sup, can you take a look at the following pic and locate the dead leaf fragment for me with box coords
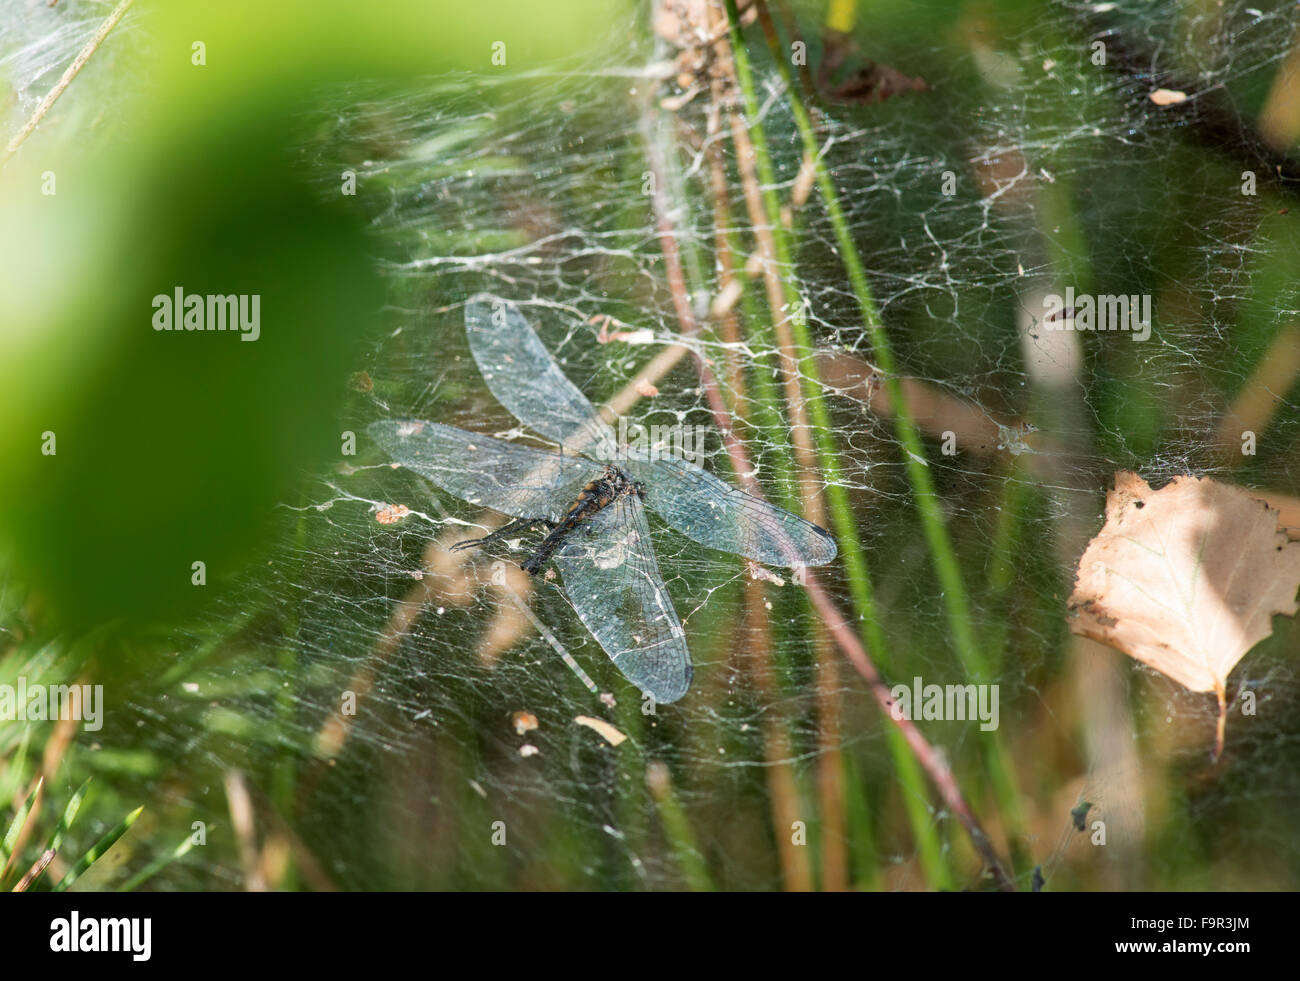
[592,313,656,346]
[375,504,411,525]
[512,711,539,736]
[574,715,627,746]
[747,561,784,586]
[1149,88,1188,106]
[817,29,929,105]
[1068,471,1300,757]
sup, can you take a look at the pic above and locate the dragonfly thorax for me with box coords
[573,465,643,513]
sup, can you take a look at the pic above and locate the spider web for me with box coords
[6,0,1300,891]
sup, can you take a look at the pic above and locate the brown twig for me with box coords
[803,574,1013,889]
[701,13,847,890]
[641,69,817,892]
[0,775,44,886]
[741,576,814,890]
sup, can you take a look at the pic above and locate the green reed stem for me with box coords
[742,3,1030,873]
[724,0,954,889]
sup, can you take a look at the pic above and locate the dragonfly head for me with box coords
[602,464,643,499]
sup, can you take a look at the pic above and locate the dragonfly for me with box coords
[368,295,836,703]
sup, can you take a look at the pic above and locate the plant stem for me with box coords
[1,0,135,169]
[727,0,1022,885]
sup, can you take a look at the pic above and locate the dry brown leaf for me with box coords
[1068,471,1300,757]
[1251,489,1300,541]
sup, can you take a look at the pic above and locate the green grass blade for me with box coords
[48,777,92,855]
[118,835,195,892]
[2,776,42,860]
[51,805,143,892]
[647,763,714,891]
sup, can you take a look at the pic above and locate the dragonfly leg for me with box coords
[449,517,552,552]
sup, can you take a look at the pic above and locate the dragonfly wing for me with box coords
[624,455,838,568]
[552,492,692,703]
[368,419,602,522]
[464,295,619,459]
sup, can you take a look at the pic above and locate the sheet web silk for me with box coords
[11,0,1300,889]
